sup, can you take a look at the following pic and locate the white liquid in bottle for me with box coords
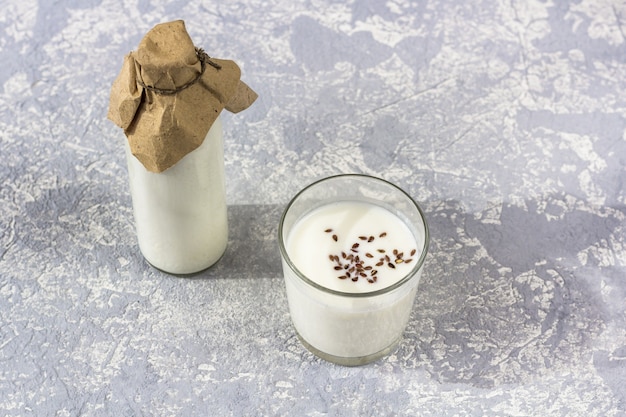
[125,117,227,274]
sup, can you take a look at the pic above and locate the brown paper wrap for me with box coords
[107,20,257,172]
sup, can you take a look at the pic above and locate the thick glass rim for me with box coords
[278,174,430,298]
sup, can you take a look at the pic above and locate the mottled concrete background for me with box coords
[1,0,625,416]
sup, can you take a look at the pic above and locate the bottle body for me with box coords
[125,117,228,274]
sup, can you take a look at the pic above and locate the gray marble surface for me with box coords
[1,0,625,415]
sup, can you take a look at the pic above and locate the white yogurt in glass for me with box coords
[125,117,227,274]
[287,201,418,293]
[279,175,429,365]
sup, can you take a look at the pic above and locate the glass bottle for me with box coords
[125,117,227,274]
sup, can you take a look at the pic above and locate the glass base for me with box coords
[295,331,402,366]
